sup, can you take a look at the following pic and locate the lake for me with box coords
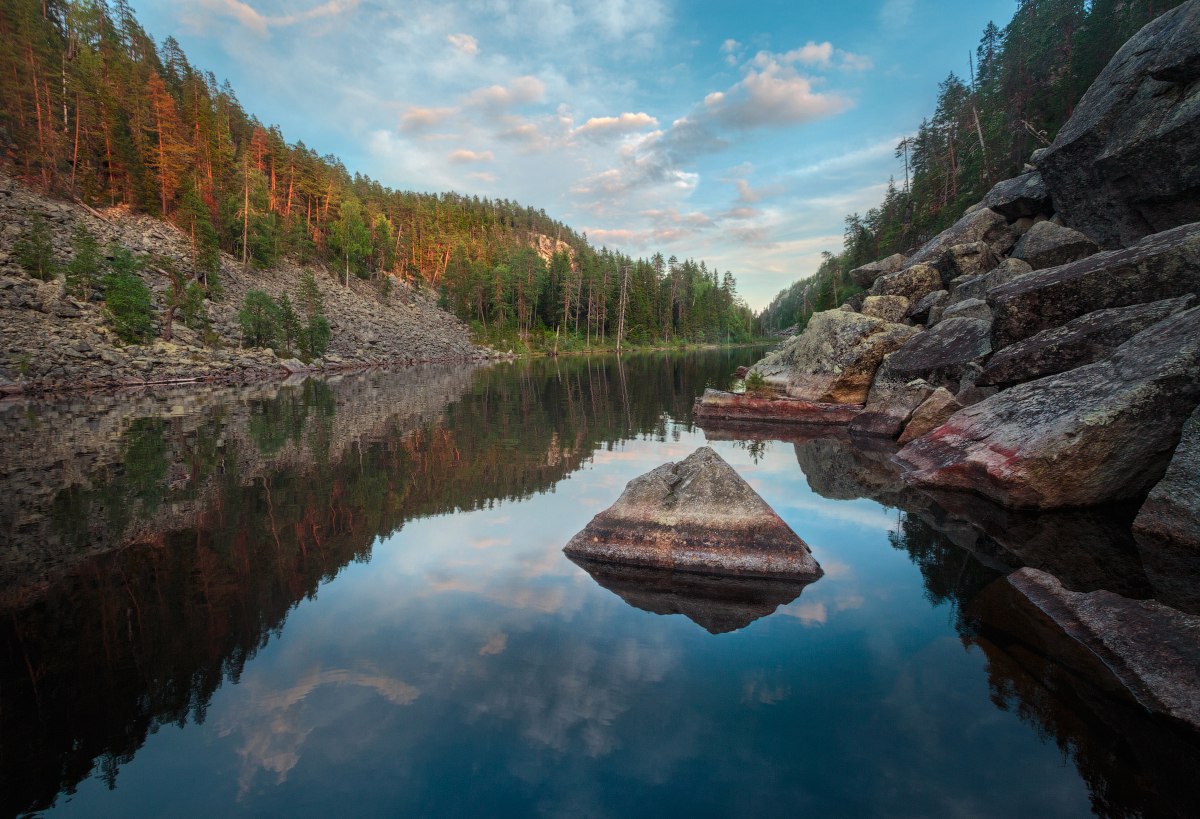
[1,348,1195,818]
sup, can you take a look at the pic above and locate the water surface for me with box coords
[1,349,1195,818]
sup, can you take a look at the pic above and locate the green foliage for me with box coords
[300,314,331,361]
[102,249,154,343]
[277,293,301,356]
[66,222,103,297]
[744,371,770,397]
[16,216,56,280]
[239,290,281,349]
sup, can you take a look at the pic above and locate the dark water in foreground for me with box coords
[1,348,1197,818]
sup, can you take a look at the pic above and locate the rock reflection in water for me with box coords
[566,555,817,634]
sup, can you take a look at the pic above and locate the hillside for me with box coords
[758,0,1188,334]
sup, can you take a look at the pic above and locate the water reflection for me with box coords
[0,347,1196,817]
[566,555,817,634]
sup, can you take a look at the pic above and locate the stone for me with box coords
[978,170,1052,220]
[1004,568,1200,732]
[897,388,962,444]
[1133,405,1200,611]
[1012,221,1099,270]
[847,358,934,438]
[896,306,1200,509]
[940,298,992,322]
[567,556,817,634]
[885,316,992,390]
[563,446,823,579]
[904,207,1016,269]
[1036,2,1200,248]
[748,310,919,404]
[870,262,942,303]
[279,358,308,373]
[860,294,909,323]
[990,222,1200,349]
[942,241,999,280]
[693,389,863,426]
[849,253,905,289]
[981,295,1195,387]
[906,289,948,325]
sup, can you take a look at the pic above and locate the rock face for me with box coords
[749,310,918,404]
[1012,221,1099,270]
[563,447,822,579]
[1037,2,1200,249]
[990,222,1200,349]
[1133,405,1200,611]
[886,316,993,389]
[896,306,1200,509]
[981,295,1195,387]
[1004,568,1200,732]
[849,253,905,289]
[566,556,816,634]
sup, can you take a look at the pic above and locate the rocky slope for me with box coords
[698,1,1200,729]
[0,172,495,393]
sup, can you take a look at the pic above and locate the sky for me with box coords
[134,0,1015,310]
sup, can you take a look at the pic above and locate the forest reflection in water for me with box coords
[0,347,1197,818]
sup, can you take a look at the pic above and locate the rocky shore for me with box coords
[697,3,1200,730]
[0,173,499,394]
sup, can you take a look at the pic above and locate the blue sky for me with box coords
[136,0,1014,309]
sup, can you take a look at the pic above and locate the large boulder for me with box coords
[897,388,963,445]
[563,446,823,579]
[870,262,942,303]
[1037,2,1200,248]
[693,389,863,426]
[849,253,905,289]
[946,257,1032,307]
[860,294,909,323]
[990,222,1200,349]
[1012,221,1099,270]
[1133,404,1200,611]
[979,170,1052,219]
[940,298,992,323]
[981,295,1195,387]
[847,358,934,439]
[904,207,1016,269]
[885,316,993,389]
[1001,568,1200,732]
[942,241,999,280]
[749,310,918,404]
[896,305,1200,509]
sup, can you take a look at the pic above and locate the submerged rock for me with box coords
[1002,568,1200,733]
[896,306,1200,509]
[564,446,822,579]
[567,555,816,634]
[1037,1,1200,248]
[693,388,862,426]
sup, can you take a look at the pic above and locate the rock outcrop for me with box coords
[563,447,822,579]
[990,222,1200,349]
[896,306,1200,509]
[748,310,918,404]
[1002,568,1200,732]
[1036,1,1200,248]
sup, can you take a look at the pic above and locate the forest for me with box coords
[0,0,756,353]
[758,0,1186,334]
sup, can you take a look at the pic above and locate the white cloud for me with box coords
[447,32,478,55]
[448,148,494,163]
[463,75,546,111]
[574,112,659,140]
[707,56,850,128]
[880,0,916,29]
[399,105,458,131]
[197,0,358,36]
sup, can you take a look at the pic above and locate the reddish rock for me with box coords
[693,388,862,426]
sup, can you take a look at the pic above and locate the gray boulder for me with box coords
[870,262,942,303]
[897,305,1200,509]
[886,316,993,390]
[1037,2,1200,248]
[897,388,962,444]
[979,170,1052,219]
[1003,568,1200,732]
[860,294,909,323]
[563,446,823,579]
[947,257,1032,306]
[940,298,992,323]
[848,357,934,438]
[990,222,1200,349]
[1133,404,1200,611]
[905,207,1016,269]
[1012,221,1099,270]
[749,310,918,404]
[906,289,948,325]
[981,295,1195,387]
[849,253,905,289]
[942,241,999,280]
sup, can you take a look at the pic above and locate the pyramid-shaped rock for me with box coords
[564,447,822,579]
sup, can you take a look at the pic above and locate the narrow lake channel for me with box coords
[1,348,1193,817]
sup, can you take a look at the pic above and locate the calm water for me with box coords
[1,349,1197,818]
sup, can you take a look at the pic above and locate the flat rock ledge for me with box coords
[564,446,822,579]
[693,388,862,426]
[1007,568,1200,733]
